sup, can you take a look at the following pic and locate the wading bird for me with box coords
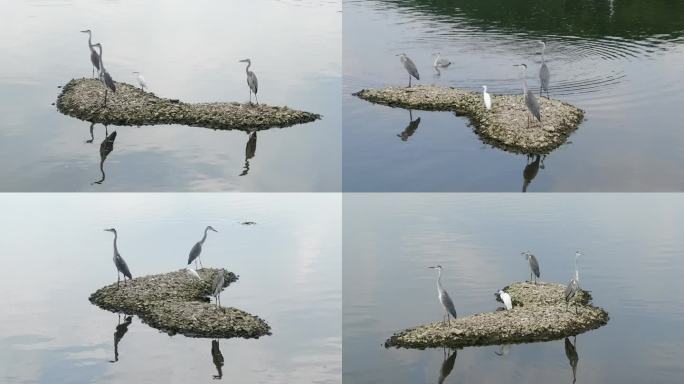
[496,289,513,310]
[212,270,225,307]
[428,265,458,325]
[80,29,100,78]
[239,59,259,104]
[185,267,201,280]
[93,43,116,107]
[397,53,419,87]
[565,251,583,313]
[482,85,492,110]
[132,71,147,91]
[539,41,550,98]
[513,64,541,126]
[187,225,218,269]
[104,228,132,288]
[432,52,452,69]
[521,251,540,284]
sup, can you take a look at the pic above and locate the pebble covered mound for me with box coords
[89,268,271,339]
[57,78,320,130]
[385,281,608,349]
[354,86,584,154]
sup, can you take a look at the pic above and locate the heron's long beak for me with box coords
[239,59,248,63]
[80,30,90,33]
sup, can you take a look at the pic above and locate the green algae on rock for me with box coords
[89,268,270,339]
[354,85,584,154]
[385,281,608,349]
[57,78,320,130]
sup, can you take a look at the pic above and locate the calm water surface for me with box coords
[343,194,684,383]
[0,194,341,383]
[0,0,340,191]
[343,0,684,191]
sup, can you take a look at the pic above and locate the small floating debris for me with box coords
[354,85,584,154]
[385,281,608,349]
[57,78,320,130]
[89,268,271,339]
[241,221,257,225]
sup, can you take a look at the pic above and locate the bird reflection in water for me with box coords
[522,154,545,192]
[239,131,257,176]
[437,347,457,384]
[85,122,96,144]
[397,110,421,141]
[92,126,117,185]
[109,314,133,363]
[494,344,511,357]
[565,336,579,383]
[211,339,225,380]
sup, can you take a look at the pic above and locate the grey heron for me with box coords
[110,314,132,363]
[104,228,132,288]
[187,225,218,269]
[132,71,147,91]
[212,270,225,307]
[482,85,492,110]
[398,110,421,141]
[239,59,259,104]
[92,43,116,107]
[432,52,452,69]
[521,251,540,284]
[211,340,224,379]
[80,29,100,78]
[564,336,579,384]
[428,265,458,325]
[496,289,513,310]
[396,53,419,87]
[565,251,583,313]
[513,64,541,125]
[92,128,116,185]
[539,41,550,98]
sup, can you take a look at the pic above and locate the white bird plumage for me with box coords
[497,290,512,310]
[132,71,147,91]
[482,85,492,110]
[432,52,451,68]
[185,267,201,280]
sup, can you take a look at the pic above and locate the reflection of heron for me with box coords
[85,122,95,143]
[428,266,458,325]
[187,226,219,269]
[239,131,257,176]
[239,59,259,104]
[104,228,133,288]
[109,314,133,363]
[565,251,583,313]
[513,64,541,126]
[494,344,511,357]
[80,29,100,78]
[521,251,540,284]
[396,53,419,87]
[92,43,116,107]
[564,336,579,383]
[92,127,116,185]
[482,85,492,110]
[132,71,147,91]
[522,154,543,192]
[539,41,550,98]
[211,339,225,380]
[437,348,457,384]
[212,270,225,307]
[397,110,421,141]
[496,289,512,310]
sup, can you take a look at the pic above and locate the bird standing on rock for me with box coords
[397,53,420,87]
[188,225,218,269]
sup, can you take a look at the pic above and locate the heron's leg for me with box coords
[117,273,120,288]
[199,257,204,269]
[92,67,95,78]
[195,259,198,270]
[408,75,412,87]
[104,89,108,107]
[255,94,258,105]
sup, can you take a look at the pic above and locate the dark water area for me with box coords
[343,193,684,383]
[343,0,684,191]
[0,194,341,383]
[0,0,341,191]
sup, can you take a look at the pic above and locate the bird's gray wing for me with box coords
[91,50,101,70]
[529,254,540,277]
[188,242,202,264]
[405,58,420,80]
[441,290,458,319]
[212,272,225,295]
[565,278,579,301]
[104,72,116,92]
[116,255,132,279]
[526,90,541,121]
[540,63,550,91]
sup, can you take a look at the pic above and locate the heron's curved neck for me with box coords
[436,269,444,291]
[87,32,92,47]
[244,61,251,73]
[96,46,104,70]
[112,232,118,254]
[200,227,209,244]
[574,255,579,281]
